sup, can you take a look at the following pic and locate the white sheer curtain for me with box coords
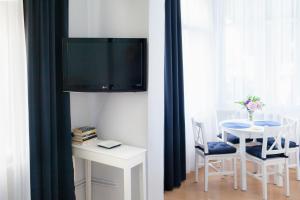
[182,0,300,172]
[182,0,217,172]
[0,0,31,199]
[217,0,300,110]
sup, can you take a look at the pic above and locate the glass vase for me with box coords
[248,111,254,121]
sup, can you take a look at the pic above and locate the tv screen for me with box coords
[62,38,147,92]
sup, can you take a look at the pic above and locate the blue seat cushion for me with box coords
[217,133,253,144]
[246,145,287,160]
[196,142,237,155]
[256,138,299,148]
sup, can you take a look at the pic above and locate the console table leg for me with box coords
[85,160,92,200]
[124,168,132,200]
[139,160,146,200]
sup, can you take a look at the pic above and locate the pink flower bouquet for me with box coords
[236,96,264,121]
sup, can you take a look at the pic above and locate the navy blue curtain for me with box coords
[23,0,75,199]
[164,0,186,191]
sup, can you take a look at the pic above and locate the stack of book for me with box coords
[72,126,97,143]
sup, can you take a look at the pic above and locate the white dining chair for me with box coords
[283,117,300,181]
[216,110,255,172]
[216,109,253,145]
[192,118,238,192]
[246,124,292,200]
[256,116,300,181]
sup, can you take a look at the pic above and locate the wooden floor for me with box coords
[164,163,300,200]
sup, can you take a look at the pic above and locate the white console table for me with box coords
[72,138,147,200]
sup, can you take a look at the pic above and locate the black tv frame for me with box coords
[62,38,148,92]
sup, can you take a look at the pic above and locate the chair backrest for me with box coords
[282,116,299,145]
[263,113,282,121]
[261,123,293,159]
[297,119,300,145]
[216,109,245,133]
[216,109,243,122]
[192,118,208,154]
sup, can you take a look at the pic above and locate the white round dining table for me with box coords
[219,119,281,191]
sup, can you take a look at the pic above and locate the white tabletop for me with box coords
[72,138,146,160]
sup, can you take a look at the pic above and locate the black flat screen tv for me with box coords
[62,38,147,92]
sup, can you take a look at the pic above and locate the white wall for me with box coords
[69,0,149,145]
[69,0,164,200]
[147,0,165,199]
